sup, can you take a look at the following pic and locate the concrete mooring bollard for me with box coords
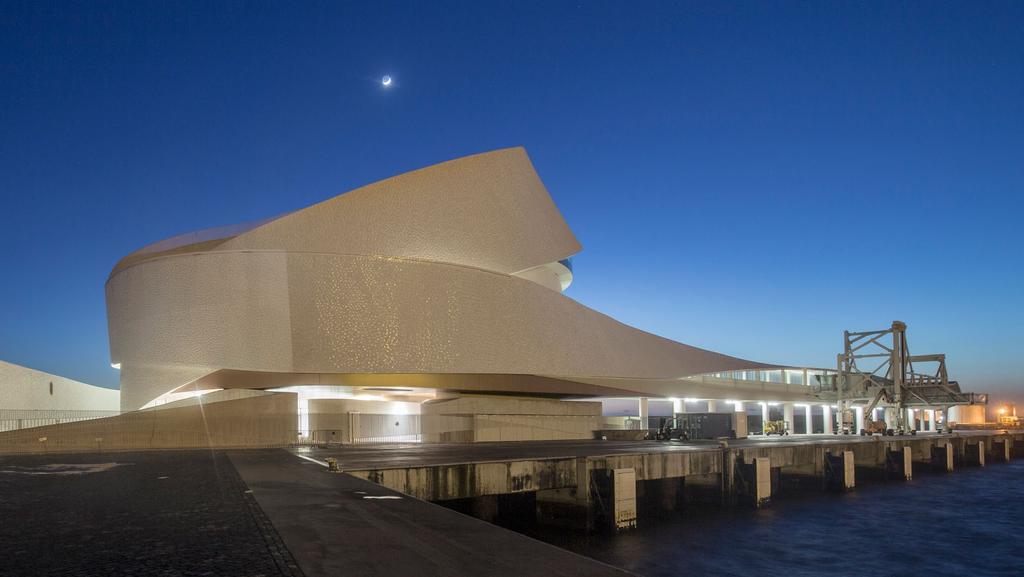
[932,443,954,472]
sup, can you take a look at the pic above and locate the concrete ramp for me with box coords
[227,449,632,577]
[0,392,297,454]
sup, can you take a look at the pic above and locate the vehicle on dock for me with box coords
[763,420,789,435]
[861,419,894,436]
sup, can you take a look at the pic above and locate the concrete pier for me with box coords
[329,430,1023,531]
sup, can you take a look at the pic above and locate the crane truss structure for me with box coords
[830,321,984,434]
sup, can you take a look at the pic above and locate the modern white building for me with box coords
[105,148,776,408]
[95,147,982,443]
[0,360,119,432]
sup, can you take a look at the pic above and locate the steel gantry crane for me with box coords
[833,321,982,435]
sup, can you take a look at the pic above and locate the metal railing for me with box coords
[0,409,121,433]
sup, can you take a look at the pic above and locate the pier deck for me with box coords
[296,431,995,470]
[227,449,632,577]
[301,431,1023,510]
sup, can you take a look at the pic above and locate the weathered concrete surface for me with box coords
[228,449,632,577]
[323,431,1023,505]
[348,449,724,502]
[351,457,578,501]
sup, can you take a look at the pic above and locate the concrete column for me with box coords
[822,405,833,435]
[672,398,685,415]
[826,450,855,491]
[926,410,934,431]
[804,405,813,435]
[889,446,913,480]
[855,406,865,434]
[966,441,985,467]
[591,468,637,531]
[753,457,771,507]
[883,407,896,431]
[735,456,772,507]
[733,402,747,438]
[638,398,649,428]
[783,404,795,434]
[706,400,717,413]
[992,439,1011,462]
[760,403,769,434]
[933,443,954,472]
[612,468,638,531]
[907,409,916,432]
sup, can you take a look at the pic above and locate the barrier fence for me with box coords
[0,409,121,433]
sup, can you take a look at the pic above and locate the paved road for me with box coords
[228,449,633,577]
[297,431,985,471]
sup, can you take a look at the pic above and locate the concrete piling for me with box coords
[887,446,913,481]
[589,468,637,532]
[734,456,772,507]
[347,431,1024,534]
[990,439,1011,463]
[965,441,985,467]
[932,443,954,472]
[825,450,855,491]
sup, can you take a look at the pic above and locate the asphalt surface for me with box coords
[0,450,301,577]
[297,432,975,470]
[228,449,632,577]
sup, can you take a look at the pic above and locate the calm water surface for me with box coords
[527,461,1024,577]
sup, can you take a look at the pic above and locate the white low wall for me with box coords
[307,399,422,443]
[0,360,119,411]
[421,395,603,443]
[0,361,120,431]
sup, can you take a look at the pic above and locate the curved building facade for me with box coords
[107,148,772,411]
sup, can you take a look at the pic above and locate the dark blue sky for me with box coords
[1,2,1021,404]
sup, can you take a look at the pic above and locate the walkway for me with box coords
[227,449,632,577]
